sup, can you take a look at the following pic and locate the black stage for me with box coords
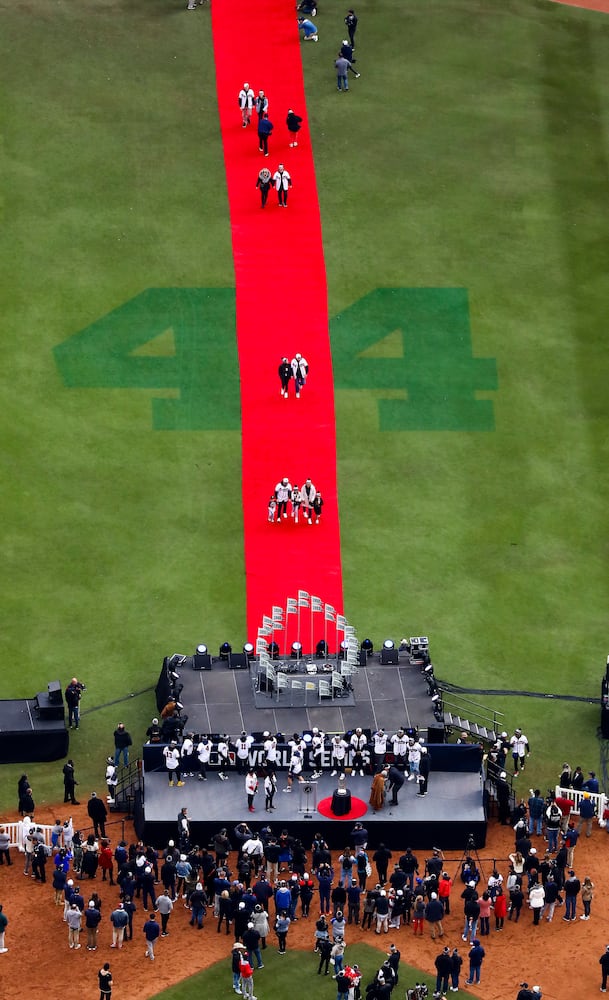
[0,698,68,763]
[139,746,485,851]
[138,652,487,850]
[155,652,437,736]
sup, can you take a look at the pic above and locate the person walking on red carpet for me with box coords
[275,478,292,519]
[287,109,303,146]
[312,491,324,524]
[301,478,316,522]
[291,353,309,397]
[256,168,272,209]
[255,90,268,122]
[258,112,273,156]
[239,84,254,127]
[290,483,302,523]
[278,357,292,396]
[273,164,292,207]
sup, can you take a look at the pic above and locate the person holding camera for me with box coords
[65,678,85,730]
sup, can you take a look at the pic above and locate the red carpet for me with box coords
[317,795,369,821]
[212,0,343,640]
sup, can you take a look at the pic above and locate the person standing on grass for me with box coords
[287,109,303,146]
[65,678,85,729]
[434,946,452,997]
[63,759,79,805]
[344,9,358,47]
[239,954,256,1000]
[258,112,273,157]
[335,54,351,92]
[113,722,132,767]
[239,83,254,127]
[340,40,361,78]
[273,164,292,207]
[275,910,291,953]
[98,963,113,1000]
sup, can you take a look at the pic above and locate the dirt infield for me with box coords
[0,799,608,1000]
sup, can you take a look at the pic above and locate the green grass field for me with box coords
[2,0,609,837]
[150,942,472,1000]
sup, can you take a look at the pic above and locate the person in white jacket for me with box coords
[273,164,292,207]
[291,354,309,398]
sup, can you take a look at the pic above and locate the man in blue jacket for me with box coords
[258,113,273,157]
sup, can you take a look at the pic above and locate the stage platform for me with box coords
[139,745,487,851]
[160,652,437,737]
[0,698,68,763]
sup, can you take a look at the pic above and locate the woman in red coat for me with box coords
[99,839,115,886]
[493,887,507,930]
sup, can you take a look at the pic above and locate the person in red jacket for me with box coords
[99,839,115,886]
[438,872,453,915]
[493,887,507,930]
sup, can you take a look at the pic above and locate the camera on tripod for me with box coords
[466,834,476,852]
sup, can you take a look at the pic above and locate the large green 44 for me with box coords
[54,287,496,432]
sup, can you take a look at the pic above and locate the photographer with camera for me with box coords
[65,678,86,730]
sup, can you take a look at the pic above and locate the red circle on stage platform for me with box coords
[318,795,368,820]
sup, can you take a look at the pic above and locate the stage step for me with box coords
[445,713,497,744]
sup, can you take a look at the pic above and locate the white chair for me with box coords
[305,681,316,704]
[290,680,304,704]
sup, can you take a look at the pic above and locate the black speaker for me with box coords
[356,650,367,666]
[228,653,248,670]
[380,648,399,665]
[427,724,446,744]
[193,652,212,671]
[35,692,65,721]
[47,680,63,705]
[601,706,609,740]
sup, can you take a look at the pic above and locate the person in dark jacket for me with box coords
[113,723,132,767]
[278,357,292,396]
[317,935,332,974]
[18,775,35,816]
[286,109,303,146]
[87,793,108,838]
[418,749,431,795]
[257,113,273,157]
[465,939,485,985]
[451,948,463,992]
[372,844,392,885]
[434,946,453,995]
[63,760,79,805]
[386,765,404,806]
[563,870,581,921]
[64,678,85,729]
[424,892,444,939]
[340,39,360,77]
[599,944,609,992]
[142,912,160,960]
